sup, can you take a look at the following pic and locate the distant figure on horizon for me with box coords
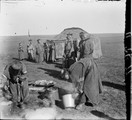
[27,39,36,62]
[18,42,24,61]
[35,39,44,64]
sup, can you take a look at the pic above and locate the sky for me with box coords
[0,0,126,36]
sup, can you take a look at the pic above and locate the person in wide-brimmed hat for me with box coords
[2,60,29,109]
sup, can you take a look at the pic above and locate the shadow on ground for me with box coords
[54,62,63,69]
[102,81,125,91]
[91,110,117,120]
[55,100,64,109]
[12,57,36,63]
[38,67,64,81]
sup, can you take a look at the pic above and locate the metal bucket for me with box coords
[62,94,75,108]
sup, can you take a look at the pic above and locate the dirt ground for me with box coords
[0,34,126,120]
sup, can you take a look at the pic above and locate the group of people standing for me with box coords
[18,39,56,63]
[62,32,93,69]
[1,31,103,110]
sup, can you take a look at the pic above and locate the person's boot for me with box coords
[75,103,85,110]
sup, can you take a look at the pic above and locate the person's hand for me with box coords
[72,92,79,99]
[3,84,8,91]
[19,76,26,82]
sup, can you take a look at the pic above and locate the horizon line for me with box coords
[0,33,124,37]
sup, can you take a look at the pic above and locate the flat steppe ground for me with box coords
[0,34,126,119]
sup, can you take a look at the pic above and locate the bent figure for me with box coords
[2,60,29,109]
[63,33,75,69]
[68,57,103,109]
[66,32,103,109]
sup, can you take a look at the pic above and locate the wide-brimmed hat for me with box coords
[11,61,22,70]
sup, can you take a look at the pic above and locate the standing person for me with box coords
[63,33,74,69]
[43,42,47,62]
[51,42,56,62]
[46,42,50,62]
[35,39,44,63]
[18,42,24,61]
[27,39,35,62]
[72,39,78,62]
[48,44,52,62]
[2,60,29,109]
[78,32,93,60]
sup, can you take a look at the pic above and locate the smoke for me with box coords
[0,102,62,120]
[24,106,61,120]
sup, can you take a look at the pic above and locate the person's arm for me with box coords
[18,63,27,81]
[77,41,82,60]
[90,40,94,55]
[2,65,10,89]
[63,42,67,58]
[69,63,83,92]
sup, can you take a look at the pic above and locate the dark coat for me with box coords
[69,57,103,105]
[3,61,29,103]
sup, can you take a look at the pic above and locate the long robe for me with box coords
[68,58,103,105]
[18,46,24,60]
[36,43,44,63]
[64,40,75,68]
[27,44,35,61]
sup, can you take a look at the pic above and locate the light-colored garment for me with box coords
[18,46,24,60]
[36,43,44,63]
[27,44,35,60]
